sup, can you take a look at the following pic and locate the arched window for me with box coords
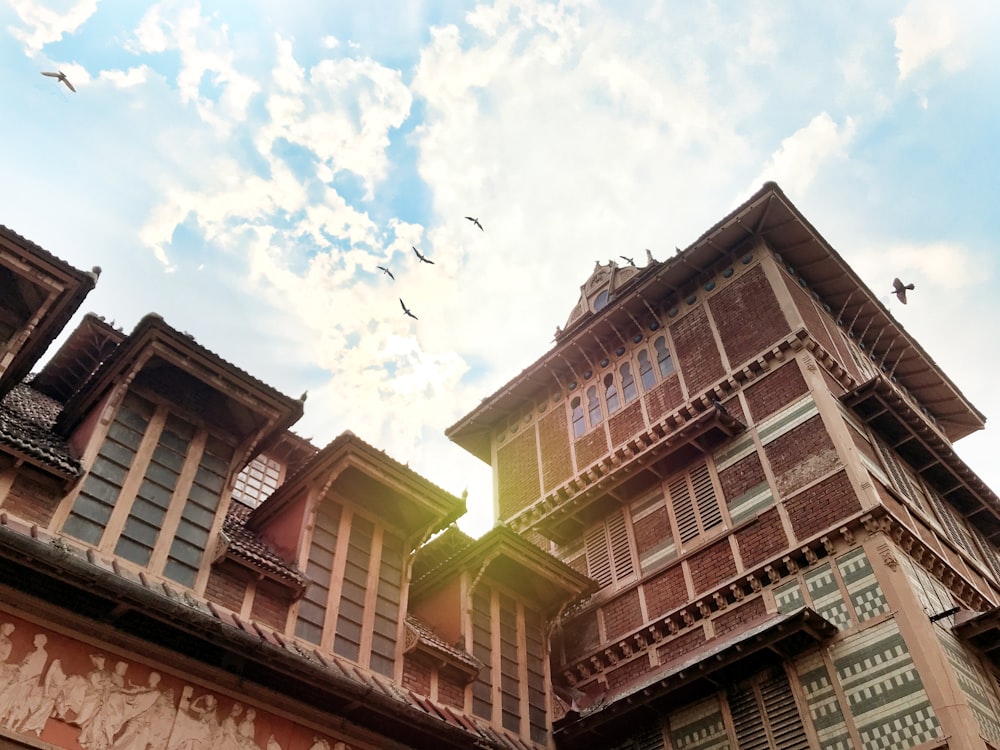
[604,373,620,414]
[638,350,656,391]
[594,290,610,312]
[655,336,674,377]
[621,363,637,403]
[571,397,586,437]
[587,386,602,427]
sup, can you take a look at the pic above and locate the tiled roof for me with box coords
[406,615,481,673]
[0,383,81,476]
[411,524,476,583]
[0,513,539,750]
[222,500,308,590]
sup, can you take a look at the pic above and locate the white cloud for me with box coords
[8,0,98,56]
[849,241,983,292]
[99,65,151,88]
[749,112,856,197]
[893,0,966,81]
[130,1,260,133]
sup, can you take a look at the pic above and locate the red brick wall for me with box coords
[734,507,787,569]
[743,361,808,423]
[720,395,746,424]
[606,655,654,691]
[402,651,433,696]
[644,564,688,618]
[205,562,249,612]
[3,468,62,526]
[574,427,610,470]
[820,367,846,396]
[784,470,861,540]
[644,373,684,423]
[603,589,643,641]
[633,505,671,561]
[781,272,856,376]
[539,407,573,491]
[687,539,737,594]
[608,400,645,447]
[657,627,706,665]
[670,306,725,396]
[709,265,791,368]
[712,596,768,639]
[497,428,541,520]
[850,428,880,467]
[765,415,840,496]
[250,577,293,631]
[438,665,467,709]
[718,451,768,505]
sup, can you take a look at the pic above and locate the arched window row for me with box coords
[568,335,676,439]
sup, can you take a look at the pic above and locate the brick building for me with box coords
[1,182,999,750]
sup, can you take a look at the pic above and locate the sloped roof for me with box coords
[0,383,80,477]
[0,512,541,750]
[221,500,308,590]
[448,182,985,460]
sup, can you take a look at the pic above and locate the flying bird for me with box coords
[41,70,76,92]
[465,216,484,231]
[377,265,395,280]
[412,246,434,264]
[400,298,418,320]
[619,255,636,267]
[891,277,915,304]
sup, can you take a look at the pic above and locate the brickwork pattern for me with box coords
[608,399,645,449]
[3,469,62,526]
[836,548,890,624]
[782,272,848,370]
[667,696,728,750]
[606,654,654,691]
[669,305,725,396]
[657,627,707,666]
[644,373,684,423]
[643,564,689,619]
[743,360,808,423]
[402,651,433,696]
[687,540,737,594]
[603,588,643,641]
[496,428,540,520]
[574,426,610,472]
[560,611,601,663]
[718,450,767,505]
[711,596,767,639]
[795,650,855,750]
[438,665,467,709]
[633,505,671,560]
[766,415,840,496]
[538,407,573,491]
[784,471,860,541]
[804,563,852,631]
[709,264,791,368]
[204,563,249,613]
[734,507,787,569]
[250,577,293,631]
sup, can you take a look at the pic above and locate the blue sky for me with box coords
[2,0,999,536]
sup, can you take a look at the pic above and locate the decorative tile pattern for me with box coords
[726,483,774,525]
[668,696,730,750]
[836,549,890,623]
[805,564,851,631]
[775,580,805,614]
[937,627,1000,745]
[795,651,854,750]
[832,620,942,750]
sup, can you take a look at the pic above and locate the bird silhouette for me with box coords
[891,277,915,304]
[400,298,418,320]
[377,265,395,280]
[465,216,484,231]
[619,255,636,267]
[41,70,76,92]
[412,246,434,264]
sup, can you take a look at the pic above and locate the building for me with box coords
[1,182,999,750]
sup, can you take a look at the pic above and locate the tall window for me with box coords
[64,391,232,587]
[587,386,602,427]
[621,363,637,403]
[638,350,656,391]
[727,669,810,750]
[604,373,620,414]
[667,463,724,545]
[571,397,586,437]
[584,509,636,589]
[654,336,674,377]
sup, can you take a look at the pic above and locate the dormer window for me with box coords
[593,290,610,312]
